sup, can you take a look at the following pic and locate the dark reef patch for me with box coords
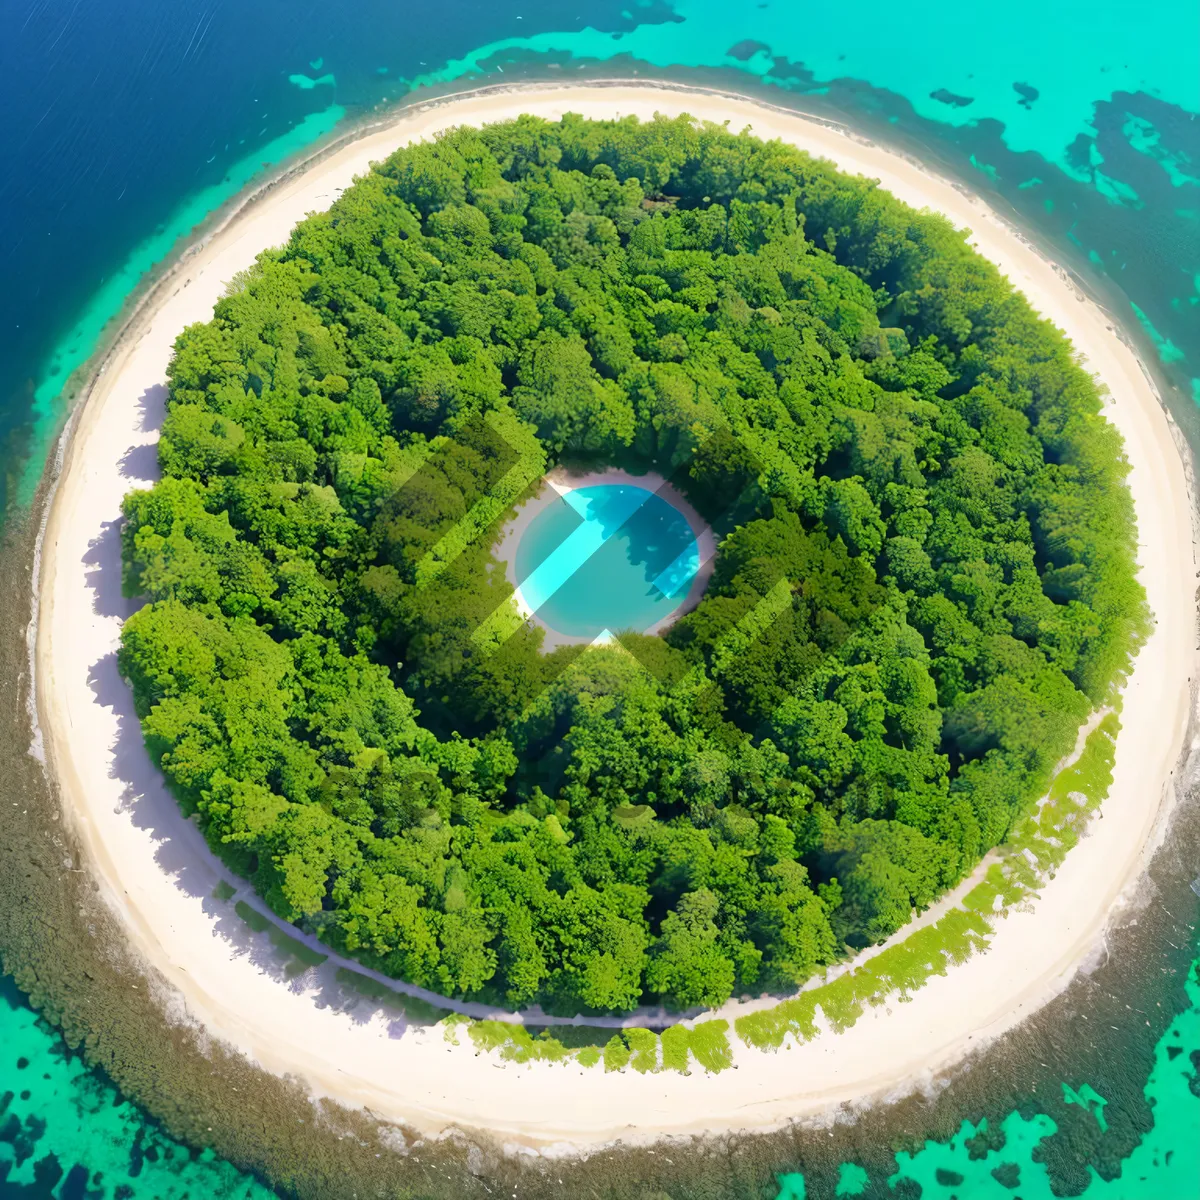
[726,39,771,61]
[1014,81,1040,108]
[930,87,975,107]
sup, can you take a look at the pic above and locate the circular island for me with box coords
[34,84,1196,1154]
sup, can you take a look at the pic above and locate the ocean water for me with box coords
[0,0,666,507]
[514,484,699,639]
[1,0,1198,1195]
[0,979,273,1198]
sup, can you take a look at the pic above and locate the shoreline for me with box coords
[33,81,1197,1151]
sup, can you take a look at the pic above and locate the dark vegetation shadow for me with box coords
[82,383,168,616]
[82,521,134,621]
[134,382,168,436]
[118,441,160,481]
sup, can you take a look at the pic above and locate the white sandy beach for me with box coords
[34,82,1197,1150]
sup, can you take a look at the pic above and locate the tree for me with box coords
[512,330,635,453]
[645,889,735,1009]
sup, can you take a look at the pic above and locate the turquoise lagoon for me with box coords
[513,483,700,641]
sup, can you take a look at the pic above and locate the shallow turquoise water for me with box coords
[0,980,273,1198]
[420,0,1200,176]
[514,484,699,640]
[11,0,1198,518]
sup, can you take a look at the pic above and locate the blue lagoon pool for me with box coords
[513,483,702,642]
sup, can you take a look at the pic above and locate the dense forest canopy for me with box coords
[119,114,1144,1015]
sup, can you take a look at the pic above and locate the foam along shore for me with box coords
[35,82,1197,1149]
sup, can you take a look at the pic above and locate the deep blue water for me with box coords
[0,0,675,506]
[1,0,1198,1195]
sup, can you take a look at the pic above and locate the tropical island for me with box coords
[34,85,1194,1148]
[118,112,1143,1015]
